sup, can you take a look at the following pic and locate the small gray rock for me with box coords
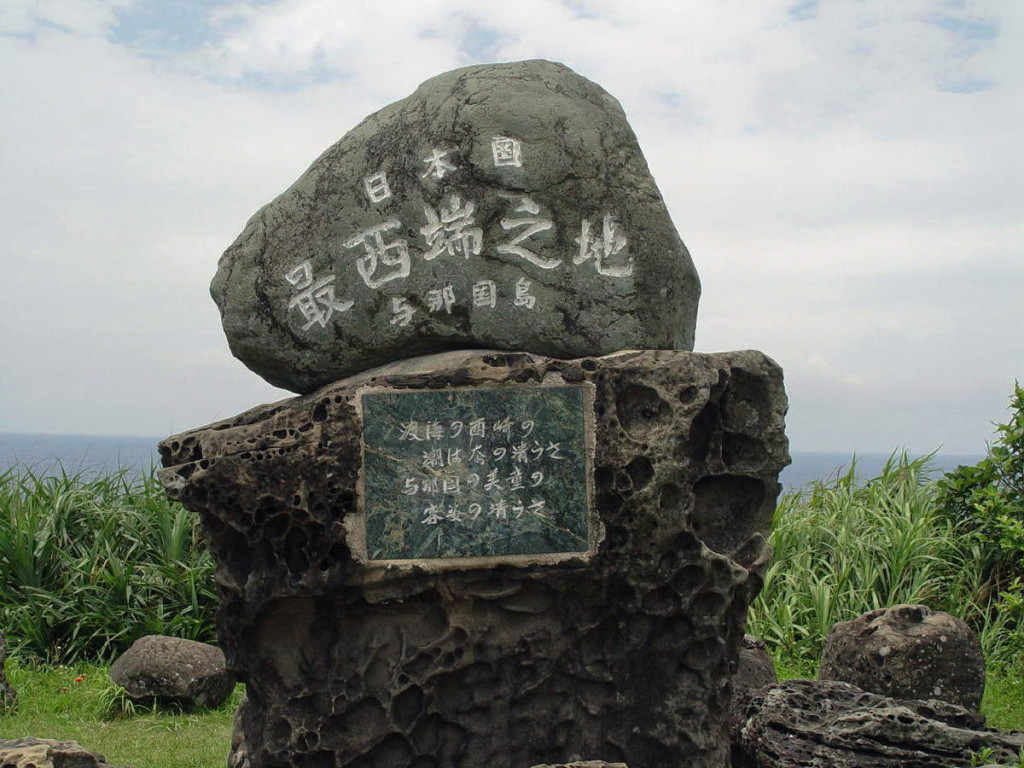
[109,635,235,710]
[733,634,777,698]
[213,59,700,393]
[819,604,985,710]
[0,737,133,768]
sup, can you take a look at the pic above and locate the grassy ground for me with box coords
[0,662,240,768]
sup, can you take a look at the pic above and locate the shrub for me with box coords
[0,465,217,663]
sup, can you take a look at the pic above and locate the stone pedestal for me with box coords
[159,349,788,768]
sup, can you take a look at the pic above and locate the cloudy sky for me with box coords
[1,0,1020,455]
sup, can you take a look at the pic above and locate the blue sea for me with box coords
[0,432,984,491]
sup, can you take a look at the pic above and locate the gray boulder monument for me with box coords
[162,59,789,768]
[109,635,235,710]
[213,59,700,394]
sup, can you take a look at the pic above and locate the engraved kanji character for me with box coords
[508,466,525,491]
[469,418,486,438]
[472,279,497,309]
[493,417,514,437]
[420,195,482,260]
[445,503,464,522]
[390,297,416,327]
[424,421,443,440]
[511,442,530,464]
[285,261,354,331]
[422,447,444,469]
[484,469,503,492]
[497,196,560,269]
[363,171,391,203]
[442,476,461,495]
[492,136,522,167]
[425,285,456,314]
[490,498,508,520]
[398,421,422,441]
[512,276,536,309]
[421,504,443,525]
[421,477,440,494]
[574,214,633,277]
[421,148,457,180]
[468,445,486,464]
[345,219,410,289]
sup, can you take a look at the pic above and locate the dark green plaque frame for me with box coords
[358,385,593,563]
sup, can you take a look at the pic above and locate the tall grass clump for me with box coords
[747,451,963,664]
[0,464,216,664]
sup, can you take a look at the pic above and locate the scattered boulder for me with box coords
[819,604,985,710]
[733,634,777,698]
[732,678,1024,768]
[0,738,132,768]
[109,635,235,710]
[0,630,16,711]
[212,59,700,393]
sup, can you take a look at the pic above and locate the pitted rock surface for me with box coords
[733,635,777,699]
[818,604,985,710]
[159,349,788,768]
[212,59,700,393]
[109,635,235,710]
[731,678,1024,768]
[0,738,132,768]
[531,763,629,767]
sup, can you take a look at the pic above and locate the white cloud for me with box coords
[0,0,1020,457]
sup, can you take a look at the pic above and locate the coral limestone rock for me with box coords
[159,349,788,768]
[819,604,985,711]
[212,60,700,393]
[109,635,235,710]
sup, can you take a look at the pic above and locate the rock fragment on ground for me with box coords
[109,635,235,710]
[213,59,700,392]
[819,604,985,710]
[0,737,132,768]
[731,678,1024,768]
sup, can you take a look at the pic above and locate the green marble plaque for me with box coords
[360,386,591,562]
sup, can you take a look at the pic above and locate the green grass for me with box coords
[0,661,241,767]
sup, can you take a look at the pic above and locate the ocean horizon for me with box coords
[0,431,985,492]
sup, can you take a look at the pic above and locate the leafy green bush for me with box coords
[937,383,1024,594]
[747,451,959,663]
[0,465,217,663]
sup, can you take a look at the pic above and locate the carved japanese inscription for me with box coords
[357,385,594,565]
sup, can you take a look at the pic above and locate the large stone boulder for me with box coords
[731,678,1024,768]
[0,630,16,711]
[819,604,985,710]
[212,59,700,393]
[0,738,132,768]
[733,634,777,699]
[109,635,235,710]
[159,348,788,768]
[531,763,628,767]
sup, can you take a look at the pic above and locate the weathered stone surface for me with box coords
[159,349,788,768]
[731,679,1024,768]
[733,634,777,699]
[531,763,628,767]
[0,630,16,711]
[0,737,132,768]
[108,635,235,710]
[212,60,700,393]
[819,604,985,710]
